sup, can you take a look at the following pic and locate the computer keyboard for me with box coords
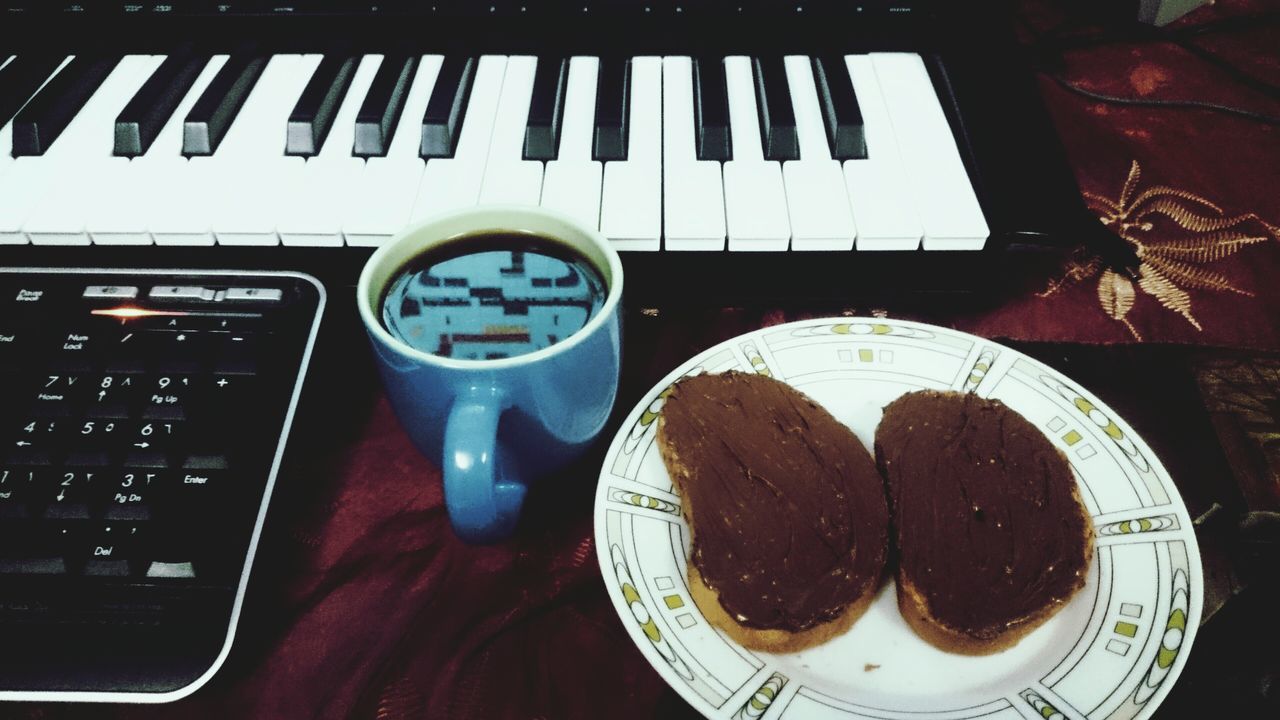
[0,268,323,701]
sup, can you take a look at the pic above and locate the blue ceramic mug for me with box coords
[357,206,624,543]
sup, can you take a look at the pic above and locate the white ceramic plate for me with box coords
[595,318,1201,720]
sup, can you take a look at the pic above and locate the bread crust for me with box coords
[690,563,878,653]
[895,473,1095,655]
[659,407,884,654]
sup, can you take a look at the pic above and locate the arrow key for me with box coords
[8,417,67,453]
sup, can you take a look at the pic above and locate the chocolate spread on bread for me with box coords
[876,391,1091,641]
[658,371,889,633]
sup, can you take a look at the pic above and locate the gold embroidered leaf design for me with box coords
[1138,197,1263,233]
[1148,232,1268,263]
[1051,160,1278,339]
[1119,160,1142,207]
[1144,255,1252,296]
[1098,269,1136,319]
[1138,265,1201,330]
[1082,190,1122,215]
[1129,184,1224,216]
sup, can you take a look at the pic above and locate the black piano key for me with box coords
[421,56,475,159]
[693,57,731,162]
[523,56,568,161]
[813,55,866,160]
[354,55,417,158]
[182,55,266,156]
[0,55,63,129]
[12,56,121,157]
[752,57,799,161]
[286,54,356,157]
[593,57,628,161]
[114,53,206,157]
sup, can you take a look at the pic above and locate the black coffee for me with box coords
[380,231,608,360]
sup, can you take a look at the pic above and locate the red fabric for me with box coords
[13,1,1280,718]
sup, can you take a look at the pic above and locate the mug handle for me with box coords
[442,386,527,543]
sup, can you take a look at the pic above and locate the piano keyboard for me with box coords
[0,51,989,253]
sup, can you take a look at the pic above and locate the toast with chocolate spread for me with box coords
[656,371,890,653]
[875,390,1093,654]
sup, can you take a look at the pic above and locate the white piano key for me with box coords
[844,55,923,251]
[90,55,228,245]
[782,55,856,251]
[0,121,11,181]
[723,56,791,252]
[541,56,602,229]
[152,54,302,246]
[215,54,318,246]
[0,160,54,244]
[343,55,442,247]
[278,54,383,247]
[477,55,542,205]
[411,55,507,221]
[6,57,151,245]
[23,55,165,245]
[600,56,661,251]
[662,56,725,251]
[871,52,988,250]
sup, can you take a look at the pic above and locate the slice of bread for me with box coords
[657,371,889,653]
[875,390,1094,655]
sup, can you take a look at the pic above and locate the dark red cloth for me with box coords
[13,1,1280,719]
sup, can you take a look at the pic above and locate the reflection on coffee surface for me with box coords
[381,232,608,360]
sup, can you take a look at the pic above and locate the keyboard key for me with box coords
[64,451,111,468]
[662,56,725,250]
[5,448,52,466]
[5,58,153,245]
[182,454,228,471]
[211,54,317,246]
[478,56,542,205]
[724,55,791,251]
[812,54,866,160]
[0,558,66,575]
[773,53,855,249]
[12,55,121,156]
[287,54,357,157]
[524,56,568,160]
[869,53,988,250]
[145,560,195,578]
[843,55,924,250]
[592,57,628,161]
[0,466,37,518]
[278,54,381,247]
[182,55,266,156]
[123,451,168,469]
[84,559,131,576]
[753,56,799,161]
[412,55,506,219]
[420,55,475,159]
[115,52,206,157]
[92,55,228,246]
[354,55,417,158]
[692,56,730,162]
[541,56,603,229]
[341,55,441,247]
[600,56,661,251]
[77,522,145,563]
[10,418,66,452]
